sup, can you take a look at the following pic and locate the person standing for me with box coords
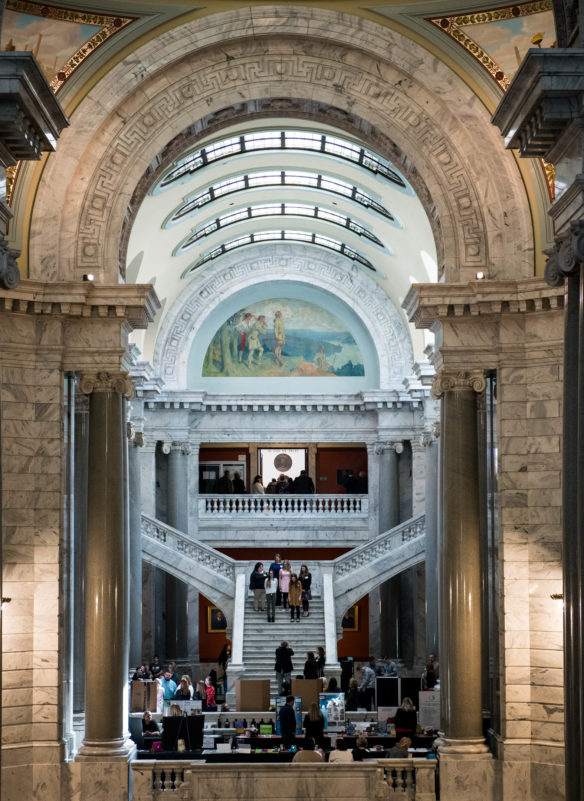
[249,562,266,612]
[278,695,297,749]
[358,657,377,711]
[269,553,283,606]
[232,471,246,493]
[275,641,294,696]
[288,573,302,622]
[215,470,233,493]
[160,671,177,700]
[316,646,325,678]
[293,470,315,494]
[394,697,417,738]
[278,560,292,609]
[265,568,278,622]
[299,563,312,616]
[304,651,319,679]
[251,475,265,494]
[303,702,325,748]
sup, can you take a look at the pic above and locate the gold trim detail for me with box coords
[6,0,134,93]
[427,1,555,199]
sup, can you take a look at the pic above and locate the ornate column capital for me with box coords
[431,370,486,399]
[171,441,191,456]
[79,371,135,399]
[368,440,404,456]
[419,422,441,447]
[126,422,144,446]
[544,219,584,286]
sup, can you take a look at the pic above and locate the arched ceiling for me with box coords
[127,116,437,367]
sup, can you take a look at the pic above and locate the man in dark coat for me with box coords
[278,695,297,749]
[275,641,294,696]
[293,470,315,494]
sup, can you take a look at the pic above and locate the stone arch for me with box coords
[26,6,533,284]
[152,244,414,391]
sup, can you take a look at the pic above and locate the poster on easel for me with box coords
[418,690,440,730]
[319,692,345,732]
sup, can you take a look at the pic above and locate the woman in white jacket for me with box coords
[265,569,278,622]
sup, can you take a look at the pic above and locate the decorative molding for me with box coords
[171,441,191,456]
[403,278,564,330]
[80,371,135,398]
[431,370,486,399]
[0,279,159,326]
[153,245,413,390]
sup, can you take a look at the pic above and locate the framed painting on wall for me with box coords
[341,604,359,632]
[208,607,227,632]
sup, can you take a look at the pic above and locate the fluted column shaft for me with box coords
[434,370,487,749]
[78,372,133,758]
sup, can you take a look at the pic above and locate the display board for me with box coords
[161,715,204,751]
[319,692,346,732]
[418,690,440,730]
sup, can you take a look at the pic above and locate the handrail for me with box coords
[199,494,368,516]
[334,513,425,576]
[141,514,236,582]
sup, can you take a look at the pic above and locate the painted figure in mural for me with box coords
[247,315,268,366]
[236,312,255,362]
[273,310,286,366]
[314,345,329,372]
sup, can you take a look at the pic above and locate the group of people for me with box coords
[274,642,326,695]
[278,696,414,761]
[249,555,313,621]
[213,469,246,494]
[133,656,218,713]
[251,470,315,495]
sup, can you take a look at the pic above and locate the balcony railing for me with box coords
[199,493,368,517]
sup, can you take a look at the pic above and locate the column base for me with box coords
[436,735,490,754]
[438,745,495,801]
[76,737,136,761]
[67,756,133,801]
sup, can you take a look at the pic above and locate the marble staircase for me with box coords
[241,594,326,697]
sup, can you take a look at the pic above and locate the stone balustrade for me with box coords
[199,493,368,517]
[131,759,437,800]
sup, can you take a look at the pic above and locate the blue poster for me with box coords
[319,692,346,732]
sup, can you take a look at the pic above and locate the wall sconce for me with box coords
[475,271,485,280]
[82,274,95,282]
[550,593,563,600]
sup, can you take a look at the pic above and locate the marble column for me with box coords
[322,567,342,687]
[423,429,440,658]
[77,371,134,759]
[307,443,317,486]
[139,440,156,518]
[73,389,89,716]
[366,443,380,539]
[165,442,190,660]
[432,369,492,799]
[188,442,199,536]
[128,426,143,668]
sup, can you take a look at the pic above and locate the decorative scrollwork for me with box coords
[80,371,135,398]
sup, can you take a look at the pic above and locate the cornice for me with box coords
[0,280,160,329]
[403,278,564,330]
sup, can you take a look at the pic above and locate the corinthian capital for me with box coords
[431,369,486,399]
[544,220,584,287]
[171,441,191,456]
[79,371,135,399]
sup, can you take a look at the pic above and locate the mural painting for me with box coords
[202,298,365,378]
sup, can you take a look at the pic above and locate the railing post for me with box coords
[225,566,248,703]
[322,565,342,685]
